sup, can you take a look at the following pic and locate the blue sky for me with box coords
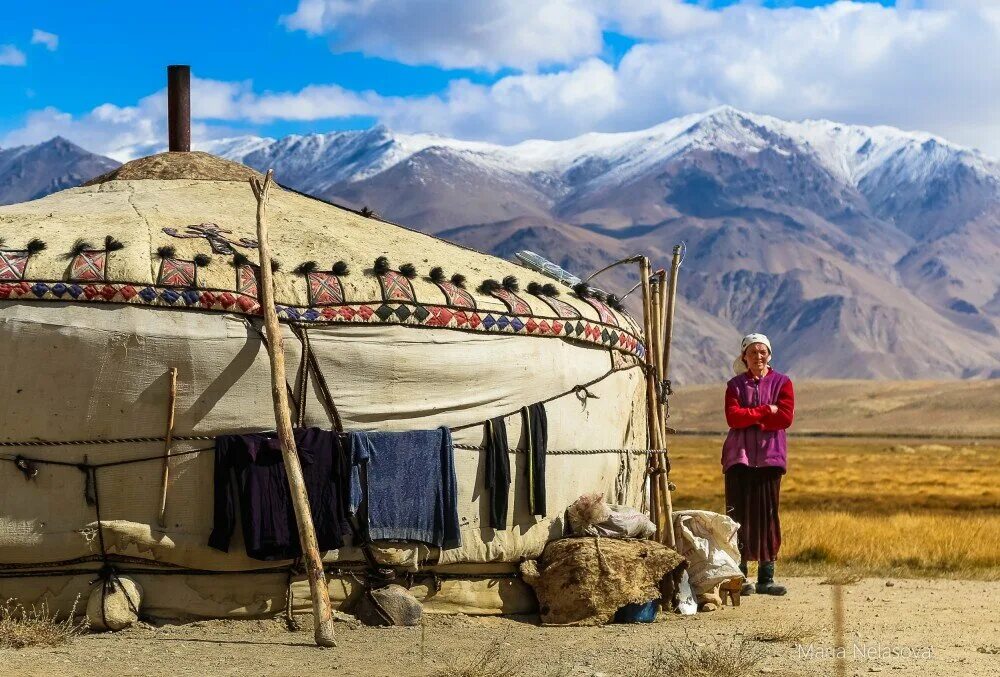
[2,0,996,159]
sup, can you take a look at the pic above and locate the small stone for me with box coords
[885,581,894,587]
[355,584,423,627]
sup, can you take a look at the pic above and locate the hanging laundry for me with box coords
[208,427,348,561]
[484,417,511,529]
[348,427,460,549]
[521,403,548,517]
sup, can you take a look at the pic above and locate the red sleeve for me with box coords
[760,380,795,431]
[725,382,771,429]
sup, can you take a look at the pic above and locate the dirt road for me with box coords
[3,576,997,676]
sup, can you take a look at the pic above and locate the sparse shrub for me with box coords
[627,634,767,677]
[0,596,89,649]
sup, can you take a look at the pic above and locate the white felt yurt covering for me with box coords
[0,153,649,620]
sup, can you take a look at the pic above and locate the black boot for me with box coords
[756,561,787,595]
[739,561,754,596]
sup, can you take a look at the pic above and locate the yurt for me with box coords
[0,70,668,626]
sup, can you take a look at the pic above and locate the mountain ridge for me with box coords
[3,108,998,383]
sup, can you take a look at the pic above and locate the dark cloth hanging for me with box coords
[724,464,782,562]
[484,417,511,530]
[521,403,548,517]
[347,428,461,549]
[208,427,348,561]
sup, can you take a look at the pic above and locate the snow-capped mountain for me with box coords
[4,108,999,382]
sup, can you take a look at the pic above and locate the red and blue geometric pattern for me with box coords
[378,269,416,303]
[70,251,107,282]
[158,258,197,287]
[436,280,476,309]
[236,264,259,298]
[490,287,532,315]
[0,280,646,360]
[307,271,345,306]
[537,295,580,319]
[585,297,619,327]
[0,250,29,281]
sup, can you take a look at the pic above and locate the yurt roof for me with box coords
[0,151,644,359]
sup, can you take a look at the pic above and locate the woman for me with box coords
[722,333,794,596]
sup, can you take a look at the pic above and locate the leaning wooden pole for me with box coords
[662,245,682,386]
[157,367,178,528]
[251,170,336,648]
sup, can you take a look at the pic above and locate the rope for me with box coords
[453,443,666,456]
[0,436,213,448]
[1,446,214,470]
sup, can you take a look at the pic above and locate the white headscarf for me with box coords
[732,333,772,375]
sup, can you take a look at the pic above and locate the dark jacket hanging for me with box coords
[521,403,548,517]
[484,417,511,529]
[208,427,348,561]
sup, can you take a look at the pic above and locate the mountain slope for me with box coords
[0,137,120,205]
[5,109,999,382]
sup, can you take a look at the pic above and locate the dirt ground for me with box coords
[3,576,998,677]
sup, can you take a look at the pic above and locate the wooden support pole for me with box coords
[167,65,191,153]
[649,274,675,547]
[157,367,178,528]
[640,257,671,545]
[663,245,682,386]
[251,170,336,648]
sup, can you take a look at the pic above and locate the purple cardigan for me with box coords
[721,370,792,473]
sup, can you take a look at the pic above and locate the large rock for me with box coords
[86,576,142,631]
[354,584,423,627]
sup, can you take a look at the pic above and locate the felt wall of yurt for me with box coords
[0,153,650,618]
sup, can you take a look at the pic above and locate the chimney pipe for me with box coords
[167,65,191,152]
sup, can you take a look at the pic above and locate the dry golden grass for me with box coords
[668,435,1000,579]
[0,596,88,650]
[747,616,823,644]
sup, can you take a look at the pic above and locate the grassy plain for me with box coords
[669,435,1000,579]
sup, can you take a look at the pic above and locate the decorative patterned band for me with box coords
[0,280,646,359]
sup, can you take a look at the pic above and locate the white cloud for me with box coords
[0,45,26,66]
[31,29,58,51]
[5,1,1000,158]
[282,0,604,71]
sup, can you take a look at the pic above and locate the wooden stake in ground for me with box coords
[650,275,675,547]
[251,170,336,648]
[157,367,178,528]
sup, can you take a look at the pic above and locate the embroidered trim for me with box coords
[70,250,108,282]
[162,224,258,256]
[490,287,532,315]
[536,295,581,319]
[584,297,619,327]
[0,250,30,281]
[436,280,476,309]
[0,280,645,359]
[157,258,197,288]
[378,269,416,303]
[236,263,259,298]
[307,271,345,306]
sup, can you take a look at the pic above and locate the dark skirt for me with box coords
[724,465,782,562]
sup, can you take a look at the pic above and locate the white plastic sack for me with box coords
[675,570,698,615]
[672,510,742,595]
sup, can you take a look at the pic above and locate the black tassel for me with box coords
[156,245,177,259]
[451,273,467,288]
[65,239,93,260]
[26,238,47,255]
[429,266,445,283]
[270,259,281,273]
[104,235,124,252]
[526,281,543,296]
[294,261,318,276]
[573,282,592,298]
[194,253,212,267]
[479,279,501,294]
[502,275,519,292]
[607,294,624,311]
[374,256,390,275]
[332,260,350,275]
[399,263,417,279]
[541,283,559,297]
[232,252,251,268]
